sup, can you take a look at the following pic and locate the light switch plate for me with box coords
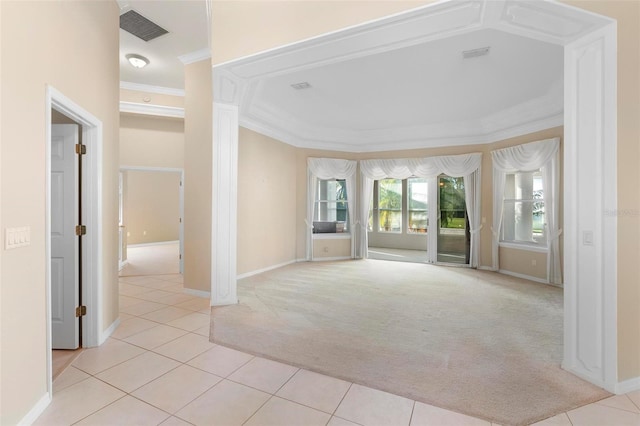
[5,226,30,249]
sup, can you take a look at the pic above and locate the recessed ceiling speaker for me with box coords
[462,46,490,59]
[291,82,312,90]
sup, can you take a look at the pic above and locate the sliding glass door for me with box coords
[436,175,470,265]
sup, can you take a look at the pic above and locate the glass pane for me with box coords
[408,211,427,233]
[378,179,402,232]
[505,170,543,201]
[408,178,428,210]
[408,177,428,234]
[501,200,544,243]
[438,175,468,264]
[379,210,402,232]
[439,176,465,229]
[316,179,347,202]
[314,201,349,231]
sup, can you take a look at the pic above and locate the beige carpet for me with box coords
[210,260,609,425]
[368,247,429,263]
[119,242,179,277]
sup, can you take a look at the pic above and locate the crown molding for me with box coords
[217,0,609,152]
[178,48,211,65]
[120,101,184,118]
[120,81,185,97]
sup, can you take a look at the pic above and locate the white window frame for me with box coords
[500,170,547,250]
[314,178,349,233]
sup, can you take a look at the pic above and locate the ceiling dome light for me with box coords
[126,53,149,68]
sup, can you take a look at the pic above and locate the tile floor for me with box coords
[36,274,640,426]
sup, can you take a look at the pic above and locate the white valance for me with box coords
[360,153,482,180]
[306,158,357,260]
[492,138,559,172]
[308,158,357,180]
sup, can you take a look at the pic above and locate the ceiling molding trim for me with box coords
[120,81,185,97]
[178,48,212,65]
[120,101,185,118]
[240,110,563,154]
[218,0,605,153]
[242,85,563,150]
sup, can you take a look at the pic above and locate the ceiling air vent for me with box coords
[291,82,312,90]
[120,10,168,42]
[462,46,490,59]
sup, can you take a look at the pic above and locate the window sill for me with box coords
[499,241,548,253]
[313,233,351,240]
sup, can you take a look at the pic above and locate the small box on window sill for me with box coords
[335,222,345,233]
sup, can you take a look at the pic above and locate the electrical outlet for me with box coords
[531,259,537,267]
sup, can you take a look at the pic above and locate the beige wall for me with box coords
[0,1,120,424]
[237,127,297,274]
[184,59,212,292]
[212,1,431,65]
[120,88,184,108]
[313,238,351,259]
[214,0,639,382]
[120,114,184,168]
[125,171,180,245]
[562,0,640,382]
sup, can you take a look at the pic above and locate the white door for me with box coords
[51,124,80,349]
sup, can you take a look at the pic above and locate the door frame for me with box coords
[432,175,470,267]
[119,166,185,274]
[45,86,103,395]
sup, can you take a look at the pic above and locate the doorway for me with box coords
[436,175,470,265]
[46,86,103,394]
[119,166,184,277]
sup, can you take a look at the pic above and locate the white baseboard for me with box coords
[297,258,308,263]
[17,393,51,426]
[128,240,179,248]
[616,376,640,394]
[498,269,548,284]
[184,288,211,299]
[478,266,497,271]
[312,256,352,262]
[237,259,297,279]
[99,318,121,345]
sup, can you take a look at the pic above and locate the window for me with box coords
[407,178,428,233]
[378,178,402,232]
[314,179,348,232]
[368,177,428,234]
[501,170,545,245]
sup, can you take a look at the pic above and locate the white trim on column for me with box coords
[562,23,617,393]
[211,103,239,306]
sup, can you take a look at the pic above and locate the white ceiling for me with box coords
[215,0,611,152]
[118,0,209,91]
[258,29,563,132]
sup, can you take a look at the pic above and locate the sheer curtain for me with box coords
[359,153,482,265]
[491,137,561,283]
[307,158,358,260]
